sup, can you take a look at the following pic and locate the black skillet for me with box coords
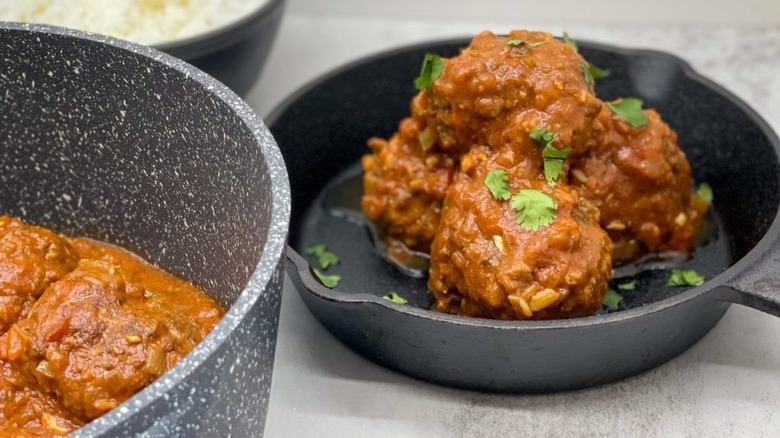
[267,37,780,392]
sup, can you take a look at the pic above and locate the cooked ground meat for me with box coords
[429,148,612,319]
[0,217,79,333]
[0,217,223,435]
[362,101,458,252]
[361,30,707,320]
[570,107,708,260]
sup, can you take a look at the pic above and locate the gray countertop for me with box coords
[246,14,780,438]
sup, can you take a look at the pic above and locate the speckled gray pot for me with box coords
[0,23,290,436]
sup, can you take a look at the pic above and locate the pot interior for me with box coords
[0,26,272,307]
[270,39,780,312]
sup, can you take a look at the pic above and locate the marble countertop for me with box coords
[245,14,780,438]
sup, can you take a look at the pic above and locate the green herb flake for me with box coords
[313,269,341,288]
[305,244,340,269]
[588,63,608,80]
[618,280,637,291]
[667,269,705,287]
[603,289,623,310]
[697,182,713,205]
[563,32,578,52]
[485,169,511,201]
[530,126,569,186]
[510,190,557,231]
[507,39,547,48]
[414,53,444,92]
[383,291,408,305]
[580,62,594,85]
[606,98,649,128]
[542,143,571,186]
[529,126,556,145]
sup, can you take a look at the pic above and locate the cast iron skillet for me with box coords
[268,37,780,392]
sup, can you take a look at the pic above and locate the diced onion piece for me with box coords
[529,288,560,311]
[417,126,435,151]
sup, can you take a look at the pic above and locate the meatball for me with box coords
[570,108,707,260]
[429,150,612,320]
[0,216,78,332]
[0,360,81,435]
[362,112,456,252]
[1,244,222,420]
[425,30,605,155]
[362,31,606,252]
[362,29,708,320]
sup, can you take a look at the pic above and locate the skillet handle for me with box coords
[721,234,780,316]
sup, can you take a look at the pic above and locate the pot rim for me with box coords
[269,35,780,332]
[154,0,287,60]
[0,22,291,435]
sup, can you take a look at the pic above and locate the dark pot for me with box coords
[155,0,286,96]
[0,23,290,435]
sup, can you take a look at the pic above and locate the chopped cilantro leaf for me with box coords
[414,53,444,92]
[603,289,623,310]
[485,169,511,201]
[618,280,637,291]
[563,32,606,83]
[606,98,649,128]
[580,62,594,85]
[313,269,340,288]
[530,126,569,186]
[305,244,340,269]
[542,143,571,186]
[510,190,557,231]
[588,63,608,80]
[667,269,705,287]
[529,126,556,145]
[383,292,408,304]
[507,39,547,48]
[697,182,713,205]
[563,32,578,52]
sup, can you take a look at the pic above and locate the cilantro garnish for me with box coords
[542,144,570,186]
[510,190,557,231]
[313,269,340,288]
[603,289,623,310]
[414,53,444,92]
[580,62,594,85]
[507,39,547,48]
[588,63,608,80]
[485,169,511,201]
[667,269,705,287]
[530,126,570,186]
[697,182,713,205]
[563,32,578,52]
[606,98,649,128]
[305,244,340,269]
[383,292,408,305]
[563,32,608,84]
[530,126,556,145]
[618,280,637,291]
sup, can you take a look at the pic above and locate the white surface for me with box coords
[247,14,780,438]
[287,0,780,26]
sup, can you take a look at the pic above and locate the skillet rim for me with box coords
[269,35,780,331]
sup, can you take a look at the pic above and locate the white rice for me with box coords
[0,0,270,45]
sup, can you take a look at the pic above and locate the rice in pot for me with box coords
[0,0,269,45]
